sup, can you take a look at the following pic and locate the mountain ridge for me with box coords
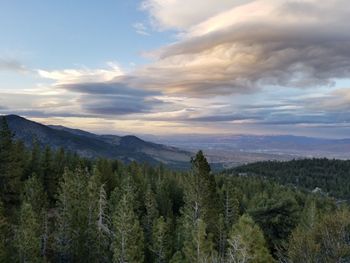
[3,115,192,168]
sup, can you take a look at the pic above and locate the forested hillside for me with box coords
[5,115,191,169]
[1,116,350,262]
[228,159,350,200]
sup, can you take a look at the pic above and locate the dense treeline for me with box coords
[228,159,350,200]
[1,116,350,262]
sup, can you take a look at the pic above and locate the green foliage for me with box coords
[288,209,350,263]
[27,139,42,181]
[22,174,48,217]
[0,200,8,262]
[16,202,41,262]
[287,225,320,263]
[42,146,58,203]
[151,216,171,263]
[231,158,350,200]
[0,123,349,263]
[190,151,220,234]
[183,219,216,263]
[55,168,90,261]
[227,214,274,263]
[112,181,144,263]
[0,116,23,208]
[220,180,240,228]
[249,193,299,253]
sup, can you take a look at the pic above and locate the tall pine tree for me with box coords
[0,116,22,208]
[151,216,171,263]
[16,202,41,262]
[112,176,144,263]
[183,219,216,263]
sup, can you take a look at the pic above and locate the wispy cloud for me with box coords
[141,0,250,31]
[37,62,123,85]
[133,22,150,36]
[0,58,28,73]
[132,0,350,97]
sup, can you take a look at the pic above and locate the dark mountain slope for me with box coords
[4,115,191,168]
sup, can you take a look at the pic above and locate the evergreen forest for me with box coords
[1,116,350,262]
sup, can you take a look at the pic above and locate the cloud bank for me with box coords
[131,0,350,97]
[2,0,350,137]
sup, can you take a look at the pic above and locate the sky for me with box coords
[1,0,350,138]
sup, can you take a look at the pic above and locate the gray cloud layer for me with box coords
[124,0,350,97]
[60,81,165,116]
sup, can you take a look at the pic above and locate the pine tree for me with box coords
[95,183,112,261]
[314,209,350,263]
[22,174,48,217]
[22,174,49,259]
[143,183,159,260]
[189,151,220,235]
[85,169,111,262]
[180,151,220,262]
[287,198,320,263]
[221,181,240,228]
[0,116,22,207]
[10,140,27,187]
[16,202,41,262]
[155,178,174,218]
[217,214,227,262]
[96,159,117,197]
[55,168,90,261]
[183,219,215,263]
[216,181,241,262]
[42,146,57,203]
[0,117,13,173]
[27,139,42,180]
[151,216,171,263]
[53,147,66,180]
[287,226,319,263]
[169,251,184,263]
[112,187,144,263]
[249,193,299,253]
[0,200,8,262]
[226,214,273,263]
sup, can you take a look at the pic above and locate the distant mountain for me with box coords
[4,115,191,168]
[149,134,350,168]
[5,115,349,170]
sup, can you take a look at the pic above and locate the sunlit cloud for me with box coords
[37,62,124,85]
[1,0,350,137]
[131,0,350,97]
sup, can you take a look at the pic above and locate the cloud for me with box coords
[308,88,350,112]
[188,114,259,123]
[36,63,164,116]
[60,81,158,96]
[0,91,88,119]
[0,58,28,73]
[38,62,123,84]
[131,0,350,97]
[42,64,167,115]
[133,22,150,36]
[59,81,164,116]
[141,0,252,30]
[4,1,350,138]
[79,95,164,115]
